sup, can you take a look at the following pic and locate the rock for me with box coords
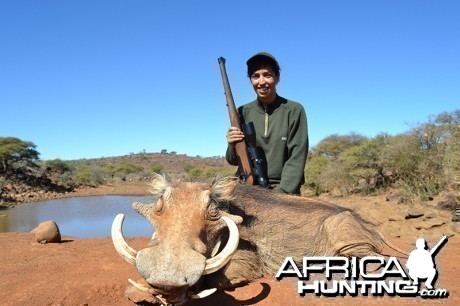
[386,195,398,202]
[437,201,457,211]
[405,209,424,219]
[425,218,445,228]
[437,195,458,211]
[414,219,446,230]
[31,220,61,243]
[388,215,404,222]
[453,223,460,234]
[414,223,427,230]
[424,212,438,219]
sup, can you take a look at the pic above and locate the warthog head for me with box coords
[111,174,242,304]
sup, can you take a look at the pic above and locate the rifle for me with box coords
[429,235,447,256]
[218,57,269,188]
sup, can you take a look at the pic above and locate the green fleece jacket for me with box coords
[226,95,309,194]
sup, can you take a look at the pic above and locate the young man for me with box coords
[226,52,309,194]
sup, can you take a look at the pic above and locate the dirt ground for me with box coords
[1,183,459,305]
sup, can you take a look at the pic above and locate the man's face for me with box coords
[250,67,278,103]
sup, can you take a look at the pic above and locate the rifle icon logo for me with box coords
[405,235,447,289]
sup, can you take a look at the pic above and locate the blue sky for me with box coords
[1,1,459,160]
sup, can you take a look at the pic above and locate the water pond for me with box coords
[0,196,154,238]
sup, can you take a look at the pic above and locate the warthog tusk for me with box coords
[128,279,170,305]
[128,278,158,294]
[111,214,138,265]
[190,288,217,299]
[202,216,239,275]
[210,239,222,257]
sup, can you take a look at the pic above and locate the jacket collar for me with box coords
[256,95,284,114]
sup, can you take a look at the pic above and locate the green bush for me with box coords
[187,166,236,179]
[44,159,72,173]
[183,163,194,173]
[114,164,143,175]
[74,171,91,185]
[149,163,163,174]
[311,133,366,158]
[304,155,330,195]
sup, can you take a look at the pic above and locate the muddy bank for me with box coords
[1,181,150,208]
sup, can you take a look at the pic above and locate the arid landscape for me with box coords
[1,182,459,305]
[1,110,459,304]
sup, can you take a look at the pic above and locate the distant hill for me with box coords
[0,151,236,207]
[67,152,235,178]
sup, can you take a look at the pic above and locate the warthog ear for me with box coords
[211,176,238,201]
[149,172,169,197]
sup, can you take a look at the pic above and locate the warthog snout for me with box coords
[136,241,207,289]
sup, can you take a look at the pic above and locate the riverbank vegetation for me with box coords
[1,109,459,206]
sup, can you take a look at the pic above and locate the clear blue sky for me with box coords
[1,1,459,160]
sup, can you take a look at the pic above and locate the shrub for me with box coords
[303,155,331,195]
[311,133,366,158]
[149,163,163,174]
[114,164,143,175]
[319,161,354,196]
[74,171,91,185]
[187,166,236,179]
[44,159,72,173]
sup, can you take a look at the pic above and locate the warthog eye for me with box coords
[206,203,221,220]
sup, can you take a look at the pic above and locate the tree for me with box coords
[311,132,367,158]
[0,137,40,173]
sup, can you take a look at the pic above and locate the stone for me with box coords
[414,222,428,230]
[425,218,445,228]
[31,220,61,243]
[414,219,445,230]
[388,215,404,222]
[386,195,398,202]
[453,223,460,234]
[424,212,438,219]
[437,195,458,211]
[405,209,424,219]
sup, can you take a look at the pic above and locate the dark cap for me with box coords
[246,52,280,77]
[247,52,279,67]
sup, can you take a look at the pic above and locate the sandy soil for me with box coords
[1,183,459,305]
[0,234,458,305]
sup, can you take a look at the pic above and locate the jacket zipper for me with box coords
[264,110,269,136]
